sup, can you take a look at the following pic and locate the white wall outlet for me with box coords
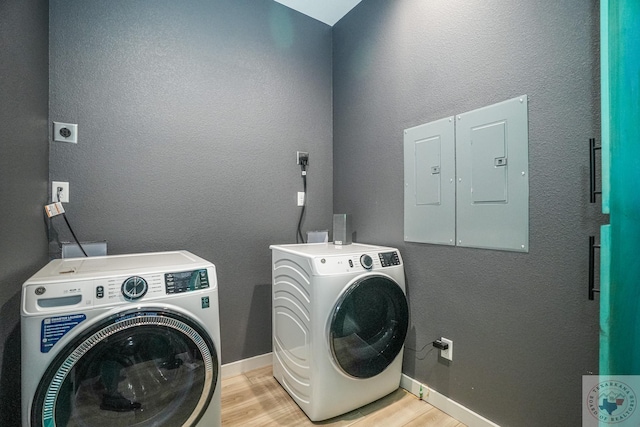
[53,122,78,143]
[52,181,69,203]
[440,337,453,361]
[297,192,305,206]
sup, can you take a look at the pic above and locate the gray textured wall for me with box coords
[0,0,49,425]
[333,1,604,425]
[49,0,333,364]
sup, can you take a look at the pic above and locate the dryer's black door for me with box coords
[329,274,409,378]
[31,309,218,427]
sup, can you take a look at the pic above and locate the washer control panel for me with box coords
[100,274,164,302]
[23,268,215,315]
[165,269,210,294]
[379,251,401,267]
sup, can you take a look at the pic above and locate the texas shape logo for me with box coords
[587,380,637,424]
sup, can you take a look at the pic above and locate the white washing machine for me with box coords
[270,243,408,421]
[21,251,221,427]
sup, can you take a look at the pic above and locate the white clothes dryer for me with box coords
[21,251,221,427]
[270,243,408,421]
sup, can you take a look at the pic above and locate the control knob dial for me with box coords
[122,276,148,300]
[360,254,373,270]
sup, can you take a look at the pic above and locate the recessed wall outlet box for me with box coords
[52,181,69,203]
[306,230,328,243]
[333,213,352,245]
[440,337,453,361]
[53,122,78,143]
[62,241,108,258]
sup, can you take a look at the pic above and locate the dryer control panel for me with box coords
[379,251,401,267]
[312,251,403,275]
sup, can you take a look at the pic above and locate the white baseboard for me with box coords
[221,352,272,379]
[400,374,500,427]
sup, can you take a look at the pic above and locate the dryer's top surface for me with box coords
[25,251,213,283]
[269,242,397,257]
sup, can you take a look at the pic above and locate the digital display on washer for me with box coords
[165,269,209,294]
[379,251,400,267]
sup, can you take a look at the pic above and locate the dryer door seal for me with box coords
[329,275,409,378]
[30,309,218,427]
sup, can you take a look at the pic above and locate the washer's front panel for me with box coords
[21,253,220,427]
[31,309,218,427]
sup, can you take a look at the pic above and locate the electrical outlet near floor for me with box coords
[440,337,453,361]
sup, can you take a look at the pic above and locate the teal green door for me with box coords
[599,0,640,375]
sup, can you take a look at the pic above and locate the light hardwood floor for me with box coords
[221,366,465,427]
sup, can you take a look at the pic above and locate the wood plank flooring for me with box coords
[221,366,465,427]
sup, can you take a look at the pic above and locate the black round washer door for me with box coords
[31,309,218,427]
[329,274,409,378]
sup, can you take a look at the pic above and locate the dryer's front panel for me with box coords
[328,274,409,379]
[30,309,218,427]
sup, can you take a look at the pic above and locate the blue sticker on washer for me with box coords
[41,314,86,353]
